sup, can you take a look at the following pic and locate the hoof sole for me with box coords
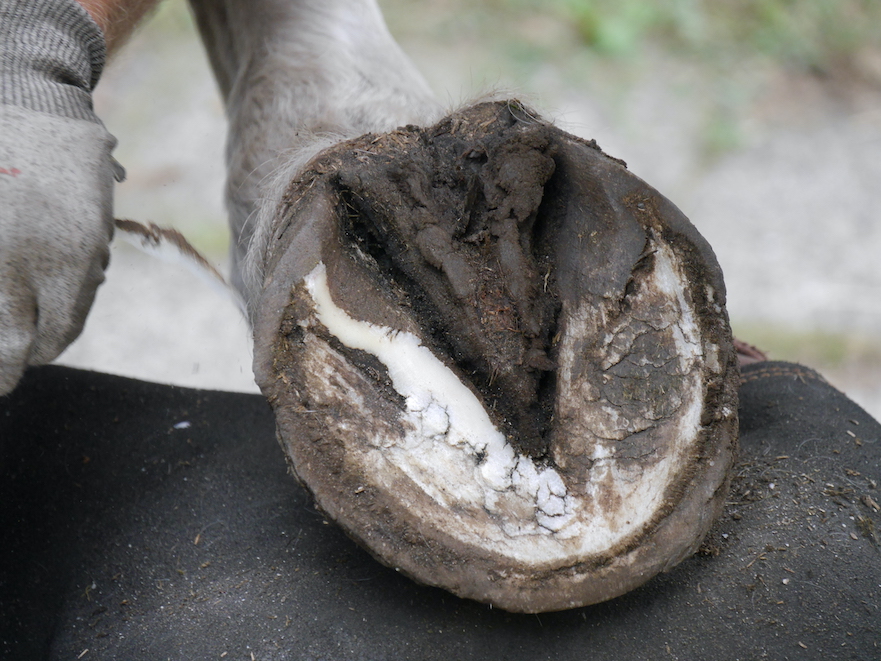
[253,101,739,613]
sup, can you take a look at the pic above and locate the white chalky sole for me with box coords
[294,233,715,566]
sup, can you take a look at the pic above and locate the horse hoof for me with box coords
[252,101,739,613]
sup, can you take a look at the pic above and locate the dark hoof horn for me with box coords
[253,101,739,613]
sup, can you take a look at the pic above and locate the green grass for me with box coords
[733,324,881,415]
[382,0,881,156]
[472,0,881,71]
[733,323,881,371]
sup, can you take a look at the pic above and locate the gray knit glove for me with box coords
[0,0,120,395]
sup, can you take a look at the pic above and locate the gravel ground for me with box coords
[57,2,881,420]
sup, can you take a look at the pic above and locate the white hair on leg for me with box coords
[189,0,444,311]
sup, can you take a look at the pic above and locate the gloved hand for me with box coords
[0,0,121,395]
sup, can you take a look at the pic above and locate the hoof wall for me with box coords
[253,101,739,613]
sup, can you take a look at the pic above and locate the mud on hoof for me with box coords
[252,101,739,613]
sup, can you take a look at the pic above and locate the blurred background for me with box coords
[57,0,881,420]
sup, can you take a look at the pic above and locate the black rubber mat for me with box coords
[1,363,878,659]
